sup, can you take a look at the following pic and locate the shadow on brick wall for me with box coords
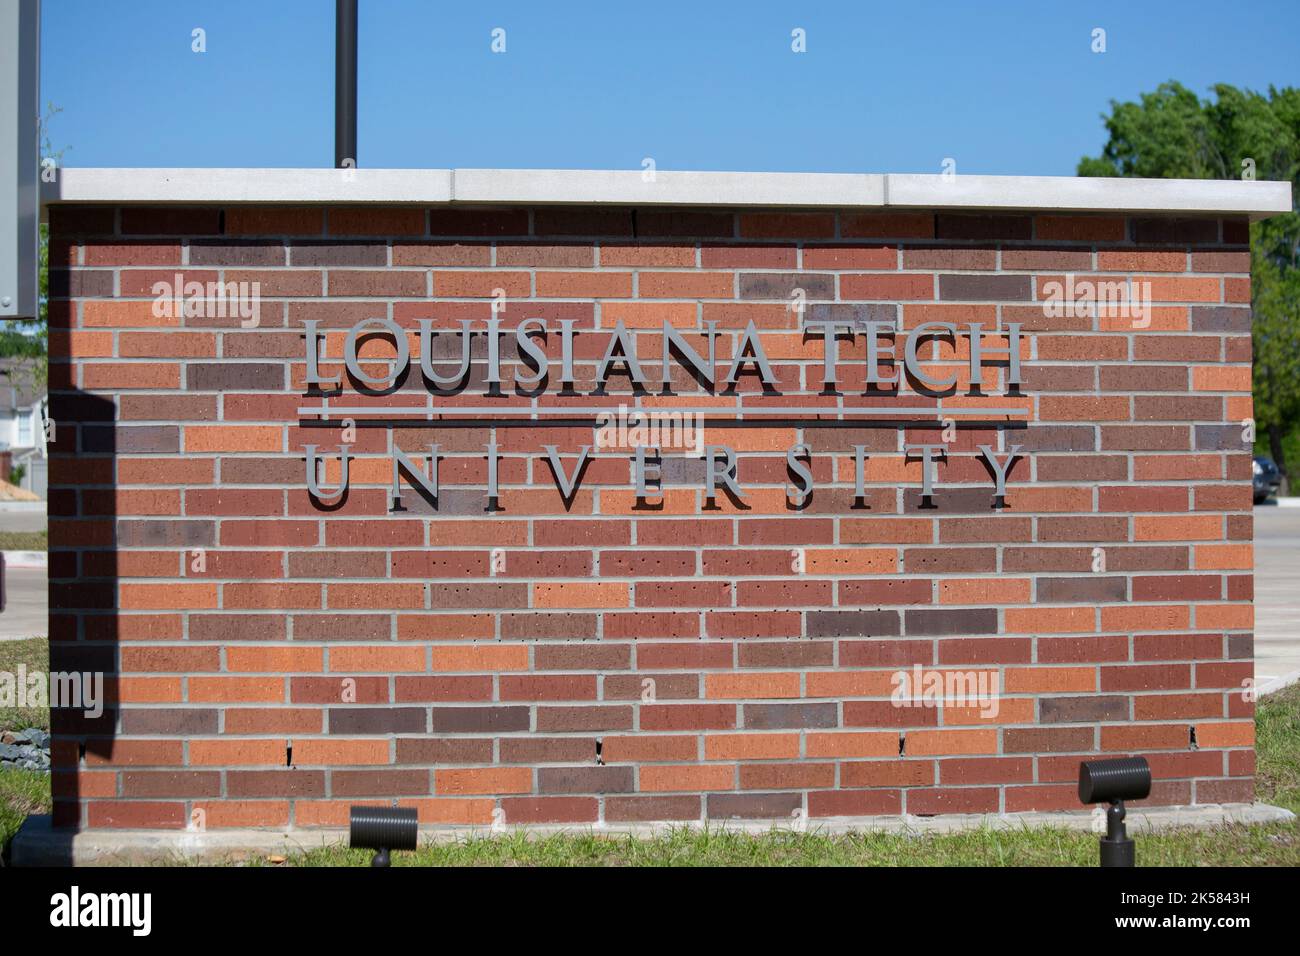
[45,386,118,861]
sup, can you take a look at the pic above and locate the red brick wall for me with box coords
[47,203,1255,830]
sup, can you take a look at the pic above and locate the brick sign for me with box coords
[47,184,1263,831]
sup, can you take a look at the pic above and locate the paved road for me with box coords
[1254,505,1300,691]
[0,507,46,533]
[0,567,47,640]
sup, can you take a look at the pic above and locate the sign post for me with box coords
[1,0,40,320]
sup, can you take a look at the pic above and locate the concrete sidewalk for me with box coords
[1254,505,1300,694]
[0,566,46,640]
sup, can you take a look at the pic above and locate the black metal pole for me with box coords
[1099,801,1135,867]
[335,0,357,168]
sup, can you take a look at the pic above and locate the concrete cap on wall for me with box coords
[40,168,1293,220]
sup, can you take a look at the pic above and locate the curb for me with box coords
[1,550,46,569]
[1257,668,1300,697]
[1274,497,1300,508]
[11,803,1295,865]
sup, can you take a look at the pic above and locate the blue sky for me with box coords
[40,0,1300,174]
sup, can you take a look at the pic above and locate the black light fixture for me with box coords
[1078,756,1151,868]
[349,805,418,866]
[335,0,358,168]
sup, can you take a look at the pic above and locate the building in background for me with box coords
[0,358,47,499]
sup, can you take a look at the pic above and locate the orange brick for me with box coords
[189,739,285,766]
[329,645,426,673]
[330,583,424,609]
[1195,603,1253,629]
[1038,396,1129,421]
[599,244,696,268]
[84,740,184,767]
[704,733,800,760]
[58,330,114,357]
[939,578,1031,604]
[640,764,736,792]
[601,301,696,329]
[638,271,733,298]
[1195,544,1252,570]
[119,331,218,358]
[1194,721,1254,748]
[82,300,179,328]
[1101,604,1191,632]
[805,731,897,758]
[82,362,180,389]
[227,646,324,672]
[841,518,933,544]
[436,767,532,795]
[430,644,529,672]
[1004,667,1096,693]
[535,271,632,298]
[224,708,322,734]
[804,548,897,574]
[56,771,117,798]
[292,801,352,827]
[410,798,496,825]
[119,583,218,610]
[904,729,998,755]
[806,671,897,698]
[193,801,290,828]
[1135,514,1222,541]
[705,672,801,699]
[1226,395,1253,421]
[434,271,529,297]
[292,739,389,765]
[533,582,629,608]
[943,698,1034,725]
[1192,366,1251,392]
[602,735,698,763]
[223,582,321,609]
[117,677,184,703]
[398,613,495,641]
[1097,305,1189,332]
[1134,455,1222,480]
[600,489,696,515]
[188,676,285,702]
[1005,486,1093,513]
[185,425,283,452]
[1005,606,1095,633]
[1097,250,1187,272]
[1141,276,1221,302]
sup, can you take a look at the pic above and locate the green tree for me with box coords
[1079,81,1300,494]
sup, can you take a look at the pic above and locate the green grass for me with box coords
[0,531,47,552]
[0,767,51,863]
[0,637,48,732]
[1256,682,1300,814]
[0,637,53,862]
[257,819,1298,867]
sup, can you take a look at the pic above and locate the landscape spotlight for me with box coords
[349,805,418,867]
[1077,756,1151,868]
